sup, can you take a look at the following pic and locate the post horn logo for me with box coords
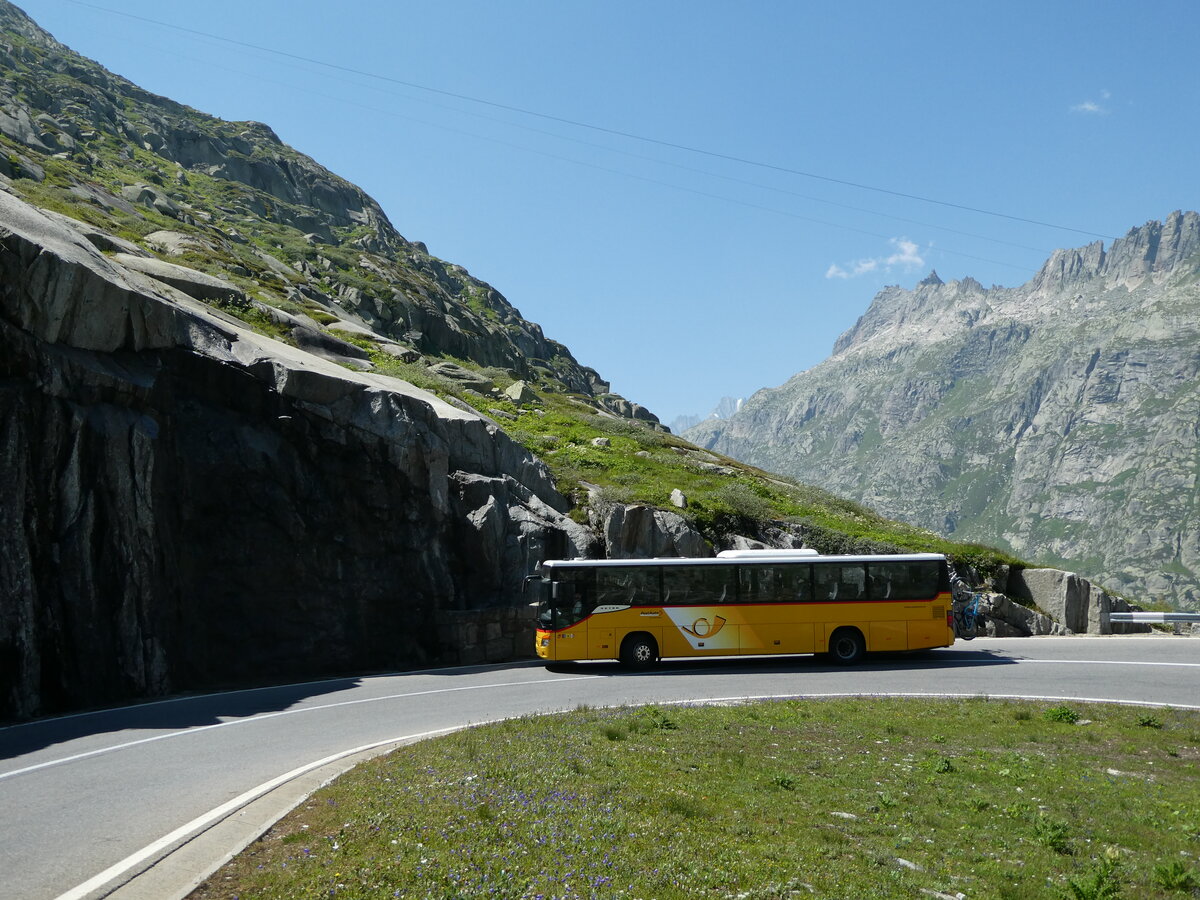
[681,615,727,638]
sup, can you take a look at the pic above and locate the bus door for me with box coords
[588,620,615,658]
[867,560,949,650]
[544,577,590,661]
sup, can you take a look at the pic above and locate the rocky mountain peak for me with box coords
[1032,210,1200,293]
[1030,241,1107,293]
[833,211,1200,360]
[0,1,55,45]
[1101,209,1200,287]
[830,271,987,358]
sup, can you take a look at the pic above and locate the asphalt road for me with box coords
[2,635,1198,900]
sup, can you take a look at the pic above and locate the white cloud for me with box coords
[885,238,923,267]
[1071,91,1112,115]
[825,238,926,280]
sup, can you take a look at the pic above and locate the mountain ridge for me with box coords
[690,212,1200,609]
[0,0,659,423]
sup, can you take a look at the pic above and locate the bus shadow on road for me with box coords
[545,647,1020,678]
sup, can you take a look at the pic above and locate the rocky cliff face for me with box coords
[0,186,604,719]
[690,212,1200,609]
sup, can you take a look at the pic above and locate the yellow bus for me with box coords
[533,549,954,667]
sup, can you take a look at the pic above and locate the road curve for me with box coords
[2,635,1198,899]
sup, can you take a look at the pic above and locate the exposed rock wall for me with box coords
[0,190,593,720]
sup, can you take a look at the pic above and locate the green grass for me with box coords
[192,698,1200,899]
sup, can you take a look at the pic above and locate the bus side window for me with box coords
[796,566,813,602]
[814,565,839,600]
[867,562,938,600]
[662,566,733,605]
[815,564,866,600]
[597,567,660,607]
[869,567,893,599]
[739,566,758,602]
[776,564,811,602]
[847,564,867,600]
[740,565,812,603]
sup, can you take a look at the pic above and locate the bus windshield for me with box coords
[536,574,595,630]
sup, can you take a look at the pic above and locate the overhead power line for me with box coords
[145,26,1055,260]
[66,0,1114,241]
[137,39,1037,274]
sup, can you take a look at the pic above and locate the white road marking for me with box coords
[653,691,1200,711]
[1010,658,1200,668]
[0,660,543,735]
[0,674,601,782]
[10,654,1200,781]
[52,727,463,900]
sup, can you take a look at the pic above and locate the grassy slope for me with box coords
[365,349,1021,576]
[192,698,1200,899]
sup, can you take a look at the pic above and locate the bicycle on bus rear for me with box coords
[953,591,988,640]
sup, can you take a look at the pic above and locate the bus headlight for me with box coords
[540,637,550,647]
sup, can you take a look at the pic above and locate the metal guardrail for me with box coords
[1109,612,1200,624]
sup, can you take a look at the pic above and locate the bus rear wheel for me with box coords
[829,628,866,665]
[620,633,658,669]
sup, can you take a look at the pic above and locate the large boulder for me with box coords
[596,502,713,559]
[1006,567,1146,634]
[119,183,181,218]
[1008,571,1128,633]
[977,591,1065,637]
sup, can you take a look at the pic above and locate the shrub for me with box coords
[1045,706,1081,724]
[771,774,797,791]
[634,706,678,731]
[1151,859,1198,891]
[1060,852,1121,899]
[1034,814,1073,855]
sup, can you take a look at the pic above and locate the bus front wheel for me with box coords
[828,628,866,665]
[620,633,658,669]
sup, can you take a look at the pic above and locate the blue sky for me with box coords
[14,0,1200,425]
